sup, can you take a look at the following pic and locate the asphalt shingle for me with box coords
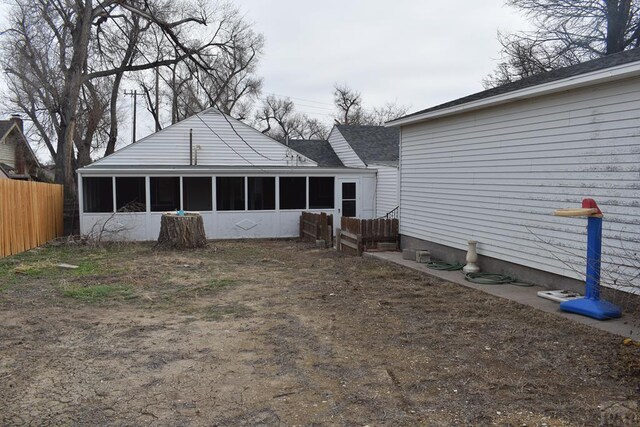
[335,125,399,165]
[286,139,344,167]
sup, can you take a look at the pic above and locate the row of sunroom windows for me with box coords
[82,176,336,213]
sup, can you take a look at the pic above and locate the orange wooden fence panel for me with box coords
[0,180,64,257]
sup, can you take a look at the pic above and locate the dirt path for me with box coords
[0,240,638,425]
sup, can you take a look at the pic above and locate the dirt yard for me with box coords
[0,240,638,426]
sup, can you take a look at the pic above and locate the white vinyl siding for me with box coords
[78,169,377,240]
[328,127,366,168]
[94,109,316,167]
[400,76,640,290]
[373,165,399,217]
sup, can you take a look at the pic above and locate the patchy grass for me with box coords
[202,302,254,321]
[1,239,639,426]
[207,278,236,290]
[62,284,135,303]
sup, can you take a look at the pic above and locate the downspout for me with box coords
[189,129,193,166]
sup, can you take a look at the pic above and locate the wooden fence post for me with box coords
[356,234,362,256]
[336,227,341,252]
[320,212,328,246]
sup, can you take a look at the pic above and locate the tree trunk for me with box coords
[606,0,631,54]
[156,213,207,249]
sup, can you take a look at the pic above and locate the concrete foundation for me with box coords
[401,234,585,293]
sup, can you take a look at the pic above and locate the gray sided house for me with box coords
[388,48,640,293]
[77,109,378,241]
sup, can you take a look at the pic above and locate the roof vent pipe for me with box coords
[189,129,193,166]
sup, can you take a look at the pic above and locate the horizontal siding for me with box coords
[373,166,399,217]
[92,110,316,167]
[400,76,640,288]
[328,128,366,168]
[0,139,15,167]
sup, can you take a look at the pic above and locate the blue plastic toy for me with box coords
[554,199,622,320]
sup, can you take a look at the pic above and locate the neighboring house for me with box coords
[387,48,640,292]
[327,125,400,217]
[77,109,377,240]
[0,116,40,180]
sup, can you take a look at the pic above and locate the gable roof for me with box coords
[335,125,399,165]
[83,108,317,169]
[0,120,40,168]
[389,47,640,126]
[286,139,344,167]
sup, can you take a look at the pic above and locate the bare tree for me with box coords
[485,0,640,87]
[1,0,262,200]
[255,95,329,141]
[333,84,364,125]
[333,84,408,125]
[163,5,264,123]
[365,102,409,125]
[303,118,329,140]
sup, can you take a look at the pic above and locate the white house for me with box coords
[387,48,640,291]
[326,125,400,218]
[0,116,40,180]
[77,109,377,241]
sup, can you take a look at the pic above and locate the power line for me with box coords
[95,0,276,169]
[265,92,334,107]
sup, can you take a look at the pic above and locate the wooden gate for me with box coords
[299,212,333,247]
[336,217,399,255]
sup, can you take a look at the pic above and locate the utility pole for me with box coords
[124,89,144,143]
[155,67,160,132]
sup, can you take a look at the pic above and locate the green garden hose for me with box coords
[464,272,514,284]
[464,272,533,287]
[425,261,464,271]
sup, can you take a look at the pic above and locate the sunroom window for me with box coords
[115,177,146,212]
[83,177,113,213]
[248,177,275,210]
[216,177,245,211]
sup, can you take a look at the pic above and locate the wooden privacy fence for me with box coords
[0,180,64,257]
[299,212,333,247]
[337,217,399,256]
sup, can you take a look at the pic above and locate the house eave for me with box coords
[386,60,640,127]
[77,165,376,176]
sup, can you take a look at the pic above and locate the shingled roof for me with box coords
[286,139,344,167]
[0,121,16,140]
[393,47,640,123]
[335,125,399,165]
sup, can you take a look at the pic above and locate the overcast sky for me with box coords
[232,0,530,122]
[0,1,532,158]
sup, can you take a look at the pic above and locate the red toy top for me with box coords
[582,198,603,216]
